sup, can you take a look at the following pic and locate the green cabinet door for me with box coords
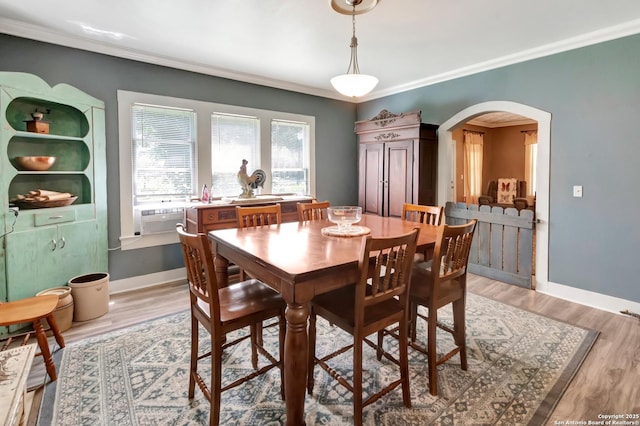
[56,220,101,282]
[4,220,100,300]
[5,226,58,300]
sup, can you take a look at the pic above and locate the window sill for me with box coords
[119,232,178,251]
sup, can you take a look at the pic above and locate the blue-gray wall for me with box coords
[0,34,359,281]
[2,32,639,304]
[359,34,640,303]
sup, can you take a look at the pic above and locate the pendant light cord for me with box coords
[348,4,361,75]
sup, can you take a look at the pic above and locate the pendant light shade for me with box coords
[331,73,378,98]
[331,0,378,97]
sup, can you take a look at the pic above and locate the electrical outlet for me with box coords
[572,185,583,198]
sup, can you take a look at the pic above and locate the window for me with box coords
[132,104,196,204]
[118,90,315,250]
[211,113,259,197]
[271,120,310,195]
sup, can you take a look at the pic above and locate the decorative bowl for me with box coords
[327,206,362,231]
[12,195,77,209]
[15,156,56,171]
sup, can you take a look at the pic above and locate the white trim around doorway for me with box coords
[437,101,551,292]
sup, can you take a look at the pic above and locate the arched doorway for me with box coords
[437,101,551,291]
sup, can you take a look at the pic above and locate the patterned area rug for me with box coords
[39,293,598,425]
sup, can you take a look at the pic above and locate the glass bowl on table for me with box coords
[324,206,368,236]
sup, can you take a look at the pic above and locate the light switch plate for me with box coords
[573,185,583,198]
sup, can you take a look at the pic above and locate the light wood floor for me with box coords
[30,274,640,425]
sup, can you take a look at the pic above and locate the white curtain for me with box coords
[463,131,484,204]
[524,130,538,201]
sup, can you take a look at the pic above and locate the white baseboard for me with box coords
[538,280,640,317]
[109,268,186,294]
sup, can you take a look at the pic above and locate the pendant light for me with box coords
[330,0,378,98]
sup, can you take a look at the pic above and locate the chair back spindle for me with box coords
[431,220,477,284]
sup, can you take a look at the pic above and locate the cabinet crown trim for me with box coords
[355,109,421,130]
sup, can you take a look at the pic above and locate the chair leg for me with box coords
[427,309,438,396]
[409,301,418,343]
[33,318,56,382]
[249,323,258,369]
[376,330,384,361]
[189,315,199,399]
[398,317,411,408]
[46,313,65,349]
[452,298,467,371]
[353,338,364,426]
[256,322,264,347]
[210,338,223,426]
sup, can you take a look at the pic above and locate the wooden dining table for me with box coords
[208,214,438,426]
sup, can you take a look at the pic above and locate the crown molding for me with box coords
[368,18,640,100]
[0,17,340,100]
[3,16,640,103]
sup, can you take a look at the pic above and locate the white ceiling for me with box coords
[2,0,640,102]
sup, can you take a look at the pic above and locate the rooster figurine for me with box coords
[237,159,266,198]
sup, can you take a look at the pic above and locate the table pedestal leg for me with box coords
[285,302,309,426]
[214,255,229,287]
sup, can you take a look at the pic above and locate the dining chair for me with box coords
[296,200,330,221]
[176,224,286,426]
[401,202,443,261]
[235,204,283,346]
[235,203,282,280]
[407,219,477,396]
[236,203,281,228]
[401,203,443,226]
[307,229,419,425]
[0,294,66,381]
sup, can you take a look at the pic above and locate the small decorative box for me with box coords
[25,120,50,134]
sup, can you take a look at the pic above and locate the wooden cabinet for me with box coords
[184,196,313,234]
[0,72,107,310]
[356,110,438,217]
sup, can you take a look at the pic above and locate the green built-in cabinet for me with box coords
[0,72,107,308]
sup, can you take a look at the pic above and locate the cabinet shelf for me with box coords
[9,174,91,204]
[7,135,91,172]
[13,171,87,175]
[10,130,86,142]
[6,96,90,138]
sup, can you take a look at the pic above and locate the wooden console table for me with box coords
[0,344,36,426]
[184,195,313,234]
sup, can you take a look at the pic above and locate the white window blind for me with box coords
[132,104,196,204]
[211,113,259,197]
[271,120,309,195]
